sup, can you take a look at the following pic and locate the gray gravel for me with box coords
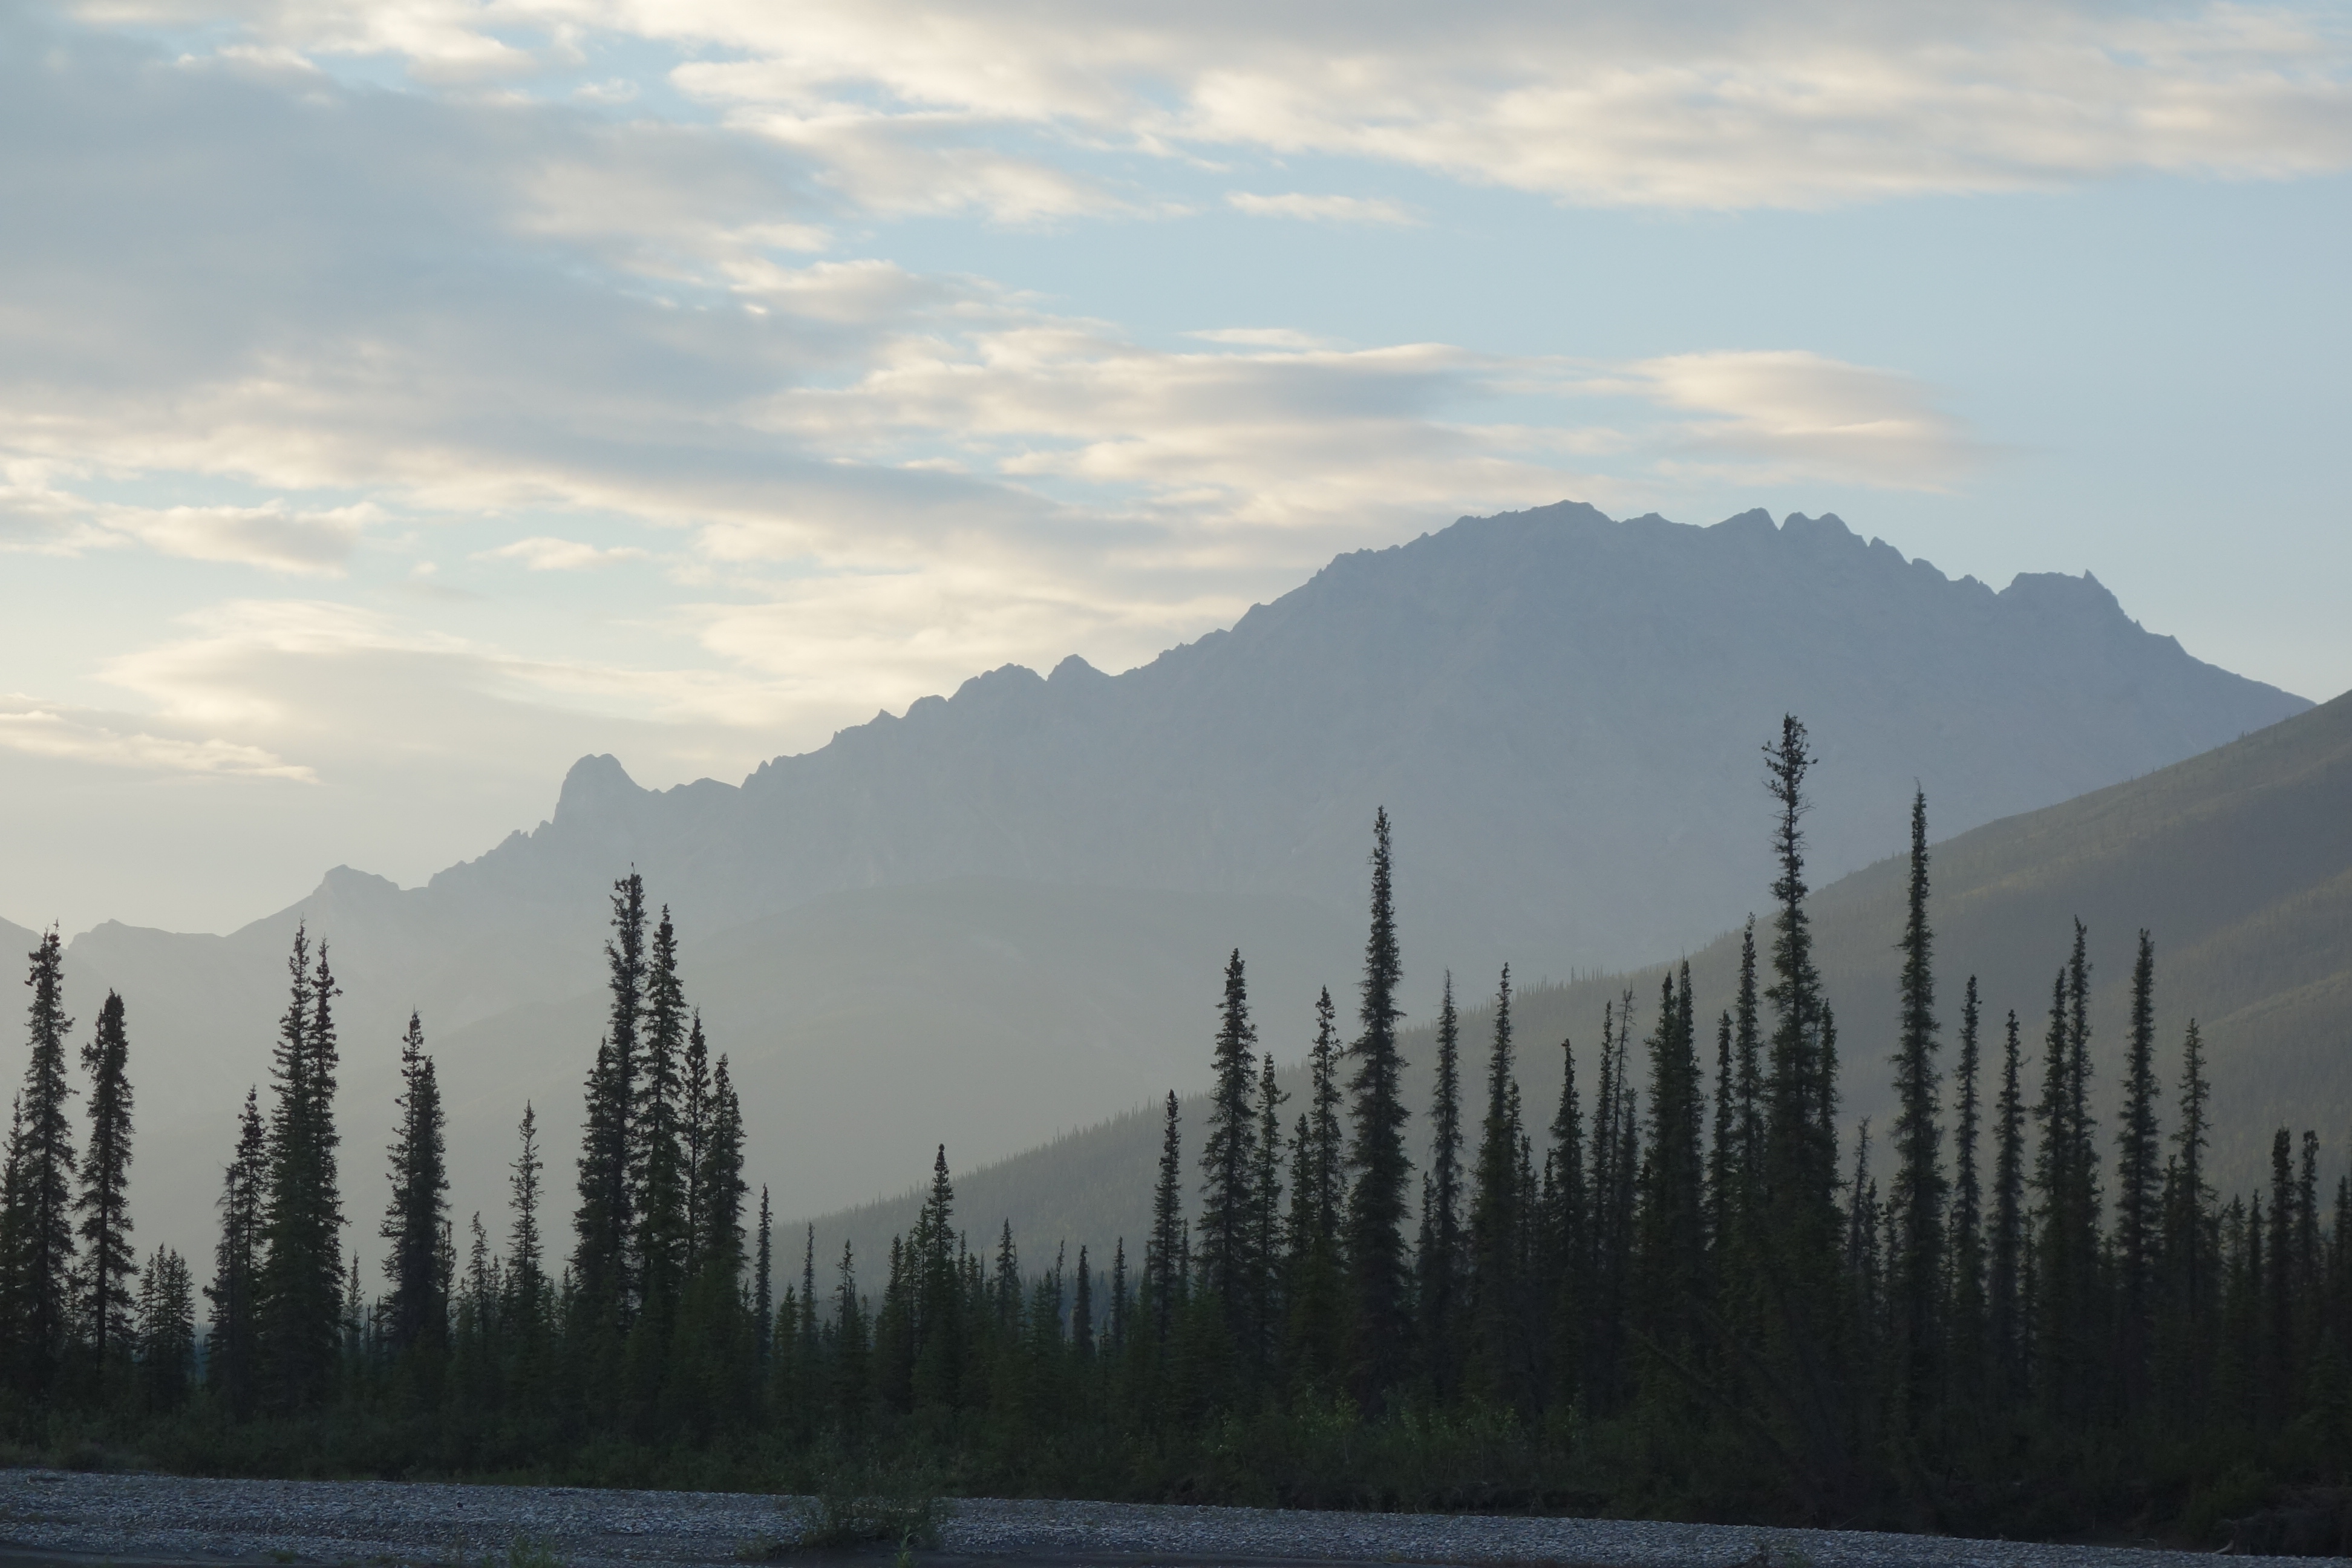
[0,1469,2305,1568]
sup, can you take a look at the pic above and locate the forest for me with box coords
[0,714,2344,1543]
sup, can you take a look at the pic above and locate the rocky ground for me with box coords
[0,1469,2305,1568]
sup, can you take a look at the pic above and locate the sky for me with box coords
[2,0,2350,937]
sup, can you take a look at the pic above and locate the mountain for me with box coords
[803,685,2352,1271]
[11,500,2309,1271]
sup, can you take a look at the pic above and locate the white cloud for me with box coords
[0,697,317,780]
[1604,350,1982,491]
[94,0,2352,214]
[476,535,652,570]
[1226,191,1417,226]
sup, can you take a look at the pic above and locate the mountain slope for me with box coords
[424,501,2307,976]
[803,687,2352,1267]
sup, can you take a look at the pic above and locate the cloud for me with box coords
[476,535,652,570]
[0,697,317,780]
[1606,350,1983,491]
[1226,191,1418,226]
[0,465,367,572]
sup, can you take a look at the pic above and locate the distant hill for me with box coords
[10,500,2309,1273]
[802,687,2352,1271]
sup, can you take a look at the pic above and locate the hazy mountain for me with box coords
[11,500,2310,1270]
[806,685,2352,1270]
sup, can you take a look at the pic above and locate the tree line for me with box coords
[0,716,2344,1537]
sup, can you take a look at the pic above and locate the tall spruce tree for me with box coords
[11,929,77,1401]
[1546,1028,1585,1410]
[206,1088,266,1418]
[381,1012,449,1357]
[1198,949,1259,1339]
[1148,1092,1184,1347]
[259,932,345,1411]
[1989,1009,2027,1400]
[1468,966,1526,1402]
[1420,971,1465,1396]
[635,905,689,1326]
[1886,789,1945,1420]
[1344,807,1412,1402]
[77,988,136,1380]
[1249,1048,1286,1377]
[575,874,645,1325]
[1947,976,1987,1405]
[1637,965,1707,1366]
[2114,929,2162,1404]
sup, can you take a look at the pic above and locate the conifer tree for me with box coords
[381,1011,449,1357]
[575,874,645,1325]
[507,1103,546,1333]
[1073,1244,1095,1360]
[694,1056,746,1274]
[8,929,78,1403]
[1989,1010,2027,1399]
[756,1185,774,1364]
[206,1088,265,1418]
[1344,808,1412,1402]
[1886,789,1945,1420]
[259,930,346,1410]
[1708,1008,1734,1257]
[635,905,688,1324]
[1734,918,1762,1204]
[1198,949,1259,1338]
[1637,965,1707,1367]
[1947,976,1987,1405]
[78,988,136,1382]
[682,1011,713,1273]
[136,1244,195,1413]
[1468,967,1524,1402]
[1148,1093,1184,1346]
[1420,971,1465,1396]
[1545,1029,1585,1409]
[2114,929,2162,1404]
[1249,1050,1286,1377]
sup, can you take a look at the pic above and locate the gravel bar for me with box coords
[0,1469,2304,1568]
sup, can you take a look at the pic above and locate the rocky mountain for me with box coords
[13,500,2309,1271]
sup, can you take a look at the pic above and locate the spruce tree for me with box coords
[507,1103,546,1334]
[1545,1028,1585,1410]
[259,931,346,1411]
[2114,929,2162,1404]
[1073,1244,1095,1360]
[1198,950,1259,1338]
[1468,966,1525,1402]
[1148,1092,1184,1347]
[1989,1009,2027,1400]
[78,988,136,1383]
[1249,1049,1286,1379]
[8,929,78,1402]
[381,1011,448,1357]
[575,874,645,1325]
[206,1088,265,1418]
[1344,807,1412,1402]
[1637,965,1707,1370]
[635,905,689,1325]
[1947,976,1987,1406]
[1420,971,1465,1396]
[1886,788,1945,1421]
[756,1185,774,1364]
[136,1245,195,1413]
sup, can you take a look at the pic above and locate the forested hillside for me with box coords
[809,687,2352,1266]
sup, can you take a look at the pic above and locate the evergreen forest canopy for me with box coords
[1,715,2346,1542]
